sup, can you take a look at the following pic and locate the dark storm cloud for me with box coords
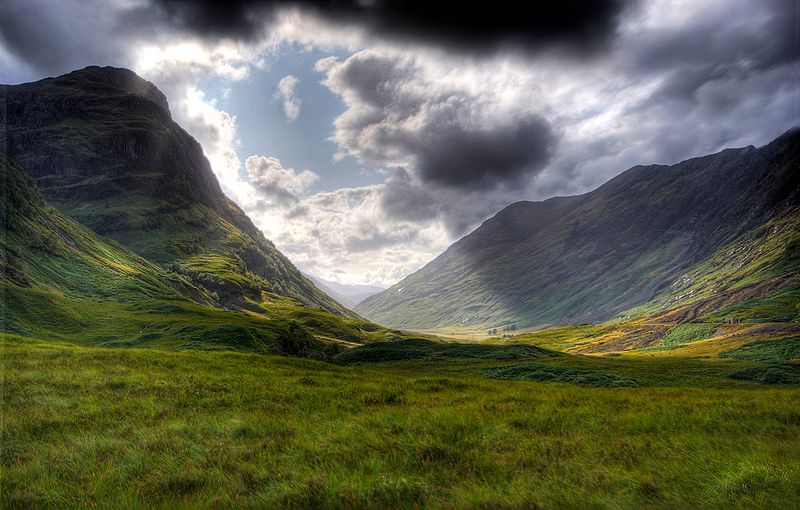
[149,0,630,55]
[150,0,275,40]
[0,0,135,76]
[380,169,439,223]
[409,117,555,189]
[629,0,798,111]
[379,169,529,238]
[320,50,557,192]
[632,0,796,74]
[0,0,63,72]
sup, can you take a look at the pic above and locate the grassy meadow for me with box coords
[3,334,800,509]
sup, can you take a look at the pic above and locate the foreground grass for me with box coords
[3,335,800,508]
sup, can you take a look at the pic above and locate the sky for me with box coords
[1,0,797,287]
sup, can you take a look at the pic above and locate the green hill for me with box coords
[0,156,329,355]
[357,129,800,331]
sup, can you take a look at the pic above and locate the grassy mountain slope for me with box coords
[1,66,348,316]
[492,206,800,355]
[0,156,340,356]
[622,205,800,325]
[358,128,800,330]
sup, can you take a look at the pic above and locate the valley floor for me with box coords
[3,335,799,508]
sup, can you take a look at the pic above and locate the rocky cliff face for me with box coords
[1,66,351,316]
[357,128,800,329]
[2,66,222,207]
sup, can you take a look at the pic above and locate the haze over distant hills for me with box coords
[357,129,800,331]
[305,274,385,308]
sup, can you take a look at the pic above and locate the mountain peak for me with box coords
[763,126,800,153]
[55,66,170,114]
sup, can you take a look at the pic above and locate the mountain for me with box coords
[305,274,385,308]
[1,66,347,316]
[357,129,800,330]
[1,66,424,350]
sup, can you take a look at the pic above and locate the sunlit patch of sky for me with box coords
[203,45,373,194]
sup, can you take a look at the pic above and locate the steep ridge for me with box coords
[1,66,348,316]
[357,129,800,330]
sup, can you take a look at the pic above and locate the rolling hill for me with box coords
[357,128,800,330]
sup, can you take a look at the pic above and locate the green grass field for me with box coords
[3,335,799,508]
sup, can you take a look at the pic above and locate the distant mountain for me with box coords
[305,274,385,308]
[1,66,348,316]
[357,129,800,330]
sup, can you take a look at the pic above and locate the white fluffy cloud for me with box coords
[248,183,451,287]
[246,155,318,207]
[274,74,301,121]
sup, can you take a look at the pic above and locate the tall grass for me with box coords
[3,335,800,508]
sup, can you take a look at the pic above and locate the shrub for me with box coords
[720,336,800,363]
[645,323,716,351]
[728,364,800,385]
[482,363,639,387]
[333,340,557,364]
[276,322,316,356]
